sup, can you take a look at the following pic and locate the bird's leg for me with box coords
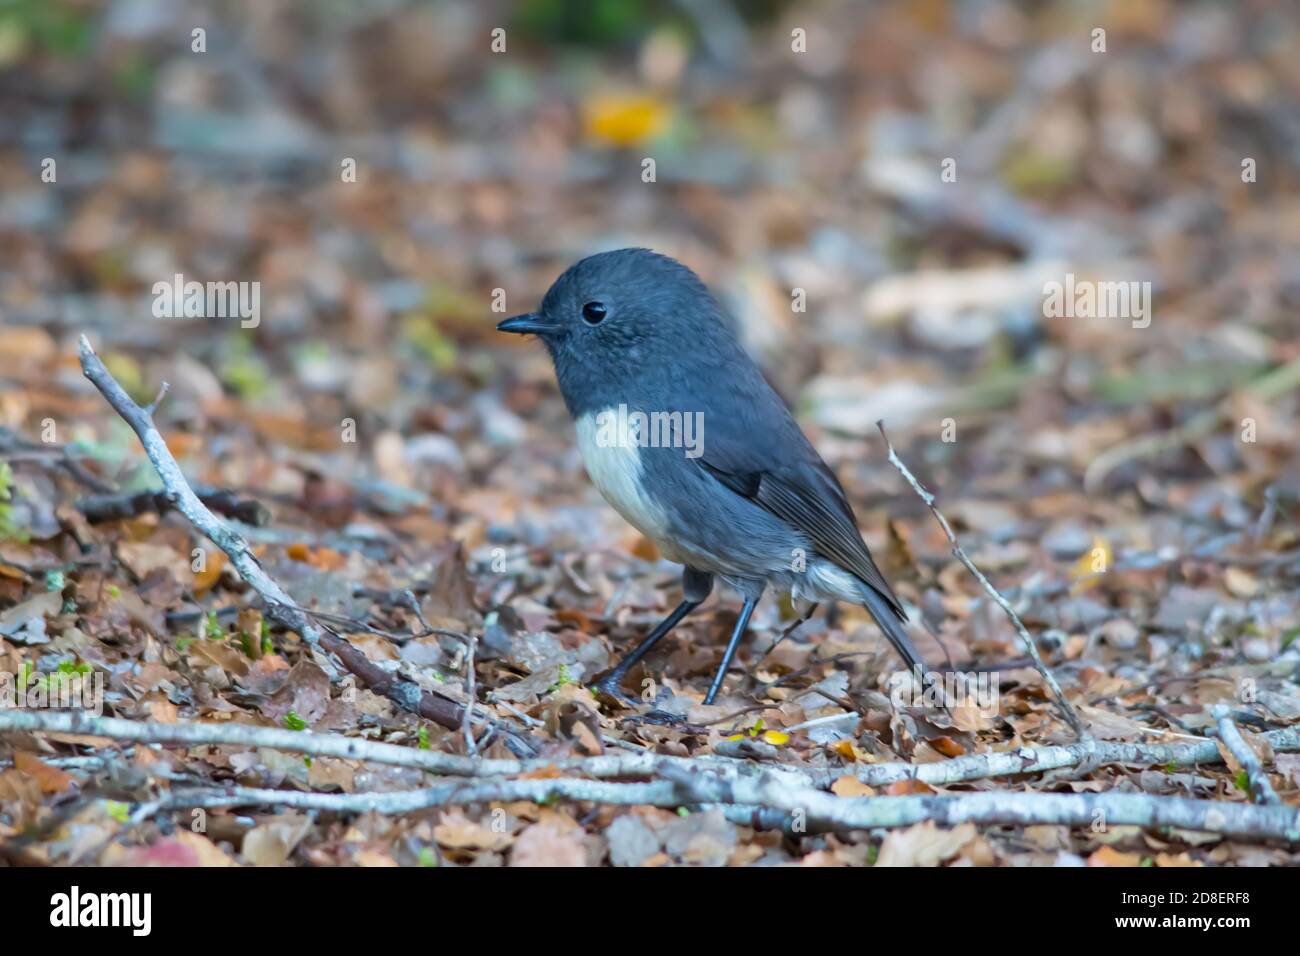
[596,568,713,707]
[703,592,761,706]
[596,599,698,706]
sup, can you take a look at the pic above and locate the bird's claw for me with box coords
[594,678,640,710]
[593,682,690,727]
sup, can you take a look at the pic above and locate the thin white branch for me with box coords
[0,710,748,781]
[876,420,1088,741]
[78,336,325,649]
[462,635,479,756]
[5,710,1299,792]
[845,733,1292,788]
[147,770,1300,843]
[162,779,679,814]
[76,336,536,758]
[676,766,1300,843]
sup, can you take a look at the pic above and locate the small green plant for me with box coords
[417,726,430,750]
[284,711,308,731]
[218,335,271,399]
[0,462,26,542]
[548,664,576,693]
[0,0,94,57]
[1282,625,1300,651]
[104,801,131,824]
[48,660,90,691]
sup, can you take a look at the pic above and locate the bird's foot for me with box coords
[594,679,693,727]
[593,676,640,710]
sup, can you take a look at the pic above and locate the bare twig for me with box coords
[160,779,680,816]
[401,588,432,633]
[876,420,1088,741]
[143,770,1300,843]
[1211,704,1281,806]
[760,602,819,660]
[461,635,479,756]
[0,709,760,783]
[6,710,1298,791]
[141,381,170,417]
[676,766,1300,843]
[76,335,538,758]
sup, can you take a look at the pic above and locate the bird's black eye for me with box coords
[581,301,607,325]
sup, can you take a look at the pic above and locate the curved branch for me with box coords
[76,336,538,758]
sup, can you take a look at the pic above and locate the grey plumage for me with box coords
[499,248,925,701]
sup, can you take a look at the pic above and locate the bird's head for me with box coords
[497,248,734,414]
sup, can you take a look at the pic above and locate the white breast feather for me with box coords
[575,411,670,539]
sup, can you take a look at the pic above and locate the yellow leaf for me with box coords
[761,730,790,746]
[582,93,670,147]
[1088,846,1142,867]
[192,549,226,594]
[829,738,871,762]
[1070,536,1111,593]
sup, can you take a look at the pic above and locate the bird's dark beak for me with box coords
[497,312,560,335]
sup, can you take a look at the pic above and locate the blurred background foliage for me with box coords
[0,0,1296,503]
[0,3,1297,869]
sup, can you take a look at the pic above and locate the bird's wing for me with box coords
[696,395,907,621]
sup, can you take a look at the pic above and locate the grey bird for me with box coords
[498,248,926,706]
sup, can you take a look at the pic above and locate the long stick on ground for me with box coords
[149,774,1300,843]
[163,779,680,815]
[6,710,1298,790]
[876,421,1088,741]
[677,766,1300,843]
[76,336,537,758]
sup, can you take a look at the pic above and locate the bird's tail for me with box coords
[860,585,926,680]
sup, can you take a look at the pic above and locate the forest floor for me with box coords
[1,0,1298,865]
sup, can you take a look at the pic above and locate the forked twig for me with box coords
[876,420,1088,741]
[77,335,537,758]
[1212,704,1281,806]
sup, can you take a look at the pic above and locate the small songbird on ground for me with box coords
[498,248,926,706]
